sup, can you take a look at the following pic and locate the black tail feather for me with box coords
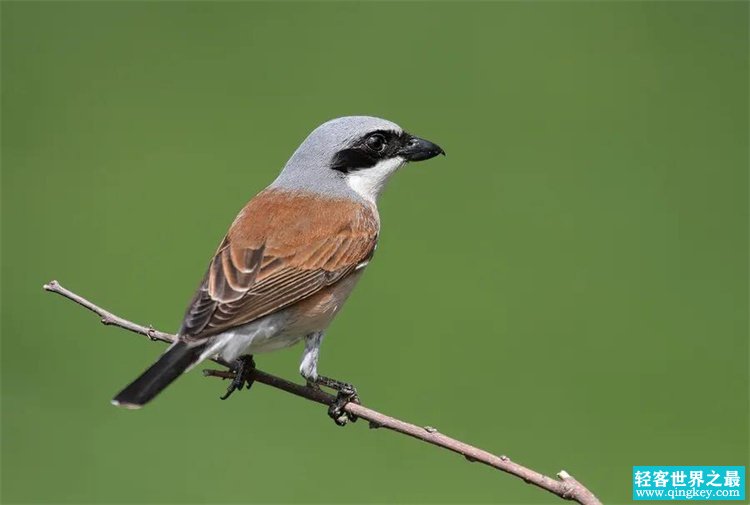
[112,341,204,409]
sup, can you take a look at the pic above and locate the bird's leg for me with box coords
[299,332,324,385]
[299,332,359,426]
[220,354,256,400]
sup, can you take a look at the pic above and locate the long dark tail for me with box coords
[112,341,205,409]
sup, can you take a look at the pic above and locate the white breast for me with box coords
[201,270,366,364]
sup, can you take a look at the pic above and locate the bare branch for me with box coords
[43,280,603,505]
[44,280,173,344]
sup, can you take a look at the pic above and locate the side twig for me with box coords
[43,279,602,505]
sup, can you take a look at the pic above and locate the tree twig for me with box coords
[43,279,603,505]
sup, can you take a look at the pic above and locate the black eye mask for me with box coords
[330,130,410,173]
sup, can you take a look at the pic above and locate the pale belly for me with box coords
[203,270,364,363]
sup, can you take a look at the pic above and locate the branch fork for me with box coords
[43,280,602,505]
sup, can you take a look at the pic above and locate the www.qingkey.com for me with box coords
[635,488,743,500]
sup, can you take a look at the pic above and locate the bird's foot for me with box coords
[220,355,256,401]
[314,375,360,426]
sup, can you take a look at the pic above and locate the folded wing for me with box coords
[179,190,378,341]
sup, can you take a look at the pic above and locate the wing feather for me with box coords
[178,190,378,341]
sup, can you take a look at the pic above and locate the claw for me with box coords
[220,355,255,400]
[316,376,360,426]
[328,389,359,426]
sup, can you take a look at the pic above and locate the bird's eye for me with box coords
[365,134,386,153]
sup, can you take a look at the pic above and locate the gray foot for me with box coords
[220,355,256,401]
[316,375,360,426]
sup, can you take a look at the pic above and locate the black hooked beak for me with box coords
[398,134,445,162]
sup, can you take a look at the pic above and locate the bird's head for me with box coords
[273,116,444,203]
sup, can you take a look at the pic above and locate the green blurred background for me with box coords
[2,1,747,504]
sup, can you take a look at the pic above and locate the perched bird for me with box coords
[112,116,444,417]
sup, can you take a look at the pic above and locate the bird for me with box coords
[112,116,444,418]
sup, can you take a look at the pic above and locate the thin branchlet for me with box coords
[43,280,602,505]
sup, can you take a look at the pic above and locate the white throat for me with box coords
[346,157,405,203]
